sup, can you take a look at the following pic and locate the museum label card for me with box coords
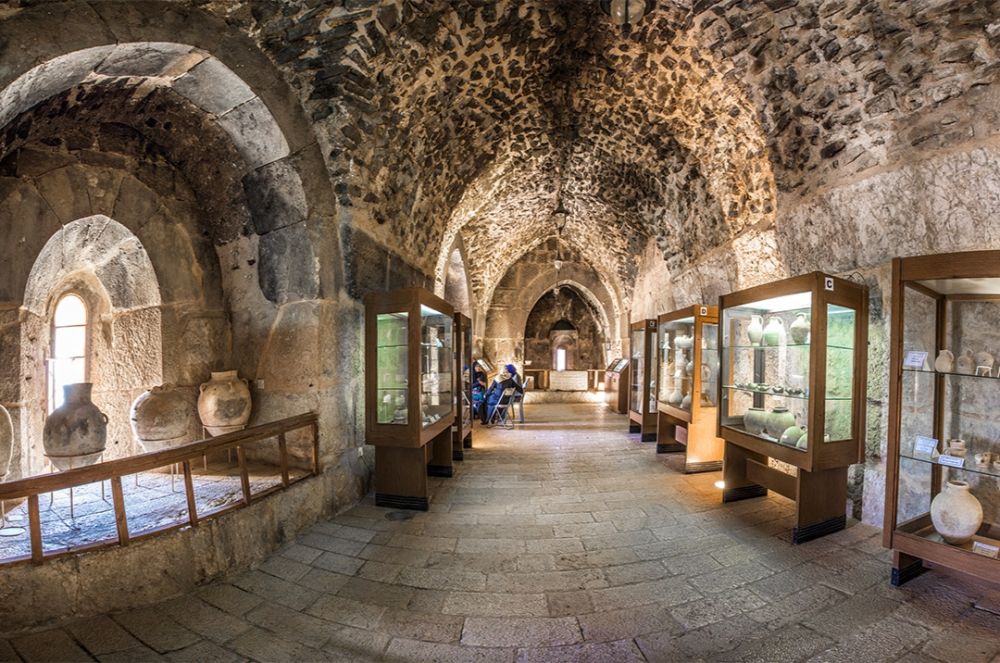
[903,351,928,369]
[914,436,937,455]
[972,541,999,559]
[938,454,965,468]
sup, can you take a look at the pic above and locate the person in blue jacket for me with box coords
[480,364,524,424]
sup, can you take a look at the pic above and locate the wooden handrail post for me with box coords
[277,433,290,487]
[182,461,198,527]
[28,495,42,564]
[237,446,252,506]
[110,476,129,546]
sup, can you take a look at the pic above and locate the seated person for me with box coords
[480,365,525,424]
[471,365,488,415]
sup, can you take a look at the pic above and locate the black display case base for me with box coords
[685,460,723,474]
[640,432,657,442]
[657,441,685,453]
[463,439,472,449]
[629,423,641,433]
[723,484,768,503]
[792,514,846,544]
[891,558,926,587]
[452,450,464,461]
[375,494,429,511]
[427,465,453,478]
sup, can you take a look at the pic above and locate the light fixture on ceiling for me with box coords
[551,199,569,232]
[553,258,564,272]
[600,0,654,35]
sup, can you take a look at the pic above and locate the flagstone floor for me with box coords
[3,403,998,662]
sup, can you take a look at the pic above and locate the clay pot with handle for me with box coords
[43,383,108,471]
[197,370,252,436]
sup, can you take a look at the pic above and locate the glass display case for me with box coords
[885,251,1000,586]
[629,319,658,441]
[656,305,723,473]
[718,272,868,543]
[453,313,473,459]
[604,358,630,415]
[365,288,456,510]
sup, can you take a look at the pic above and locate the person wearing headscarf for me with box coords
[480,364,524,424]
[471,364,488,415]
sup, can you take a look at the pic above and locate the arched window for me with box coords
[49,293,89,413]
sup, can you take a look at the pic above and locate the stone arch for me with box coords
[436,236,474,321]
[17,216,164,478]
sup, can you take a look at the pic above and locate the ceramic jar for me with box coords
[779,425,804,448]
[681,394,691,409]
[789,313,810,345]
[43,383,108,471]
[744,407,767,435]
[0,404,11,478]
[930,480,983,545]
[934,350,955,373]
[956,350,975,375]
[130,384,194,453]
[766,407,796,439]
[198,370,252,436]
[669,388,683,406]
[763,317,786,347]
[747,315,764,346]
[685,360,694,375]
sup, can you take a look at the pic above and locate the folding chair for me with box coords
[486,387,516,429]
[511,376,530,424]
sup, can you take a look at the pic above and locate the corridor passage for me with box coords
[5,404,999,662]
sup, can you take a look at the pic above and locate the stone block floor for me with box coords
[2,404,999,661]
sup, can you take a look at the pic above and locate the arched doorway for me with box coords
[524,287,606,372]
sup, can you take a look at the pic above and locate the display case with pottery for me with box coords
[452,313,473,459]
[365,287,456,510]
[884,250,1000,587]
[628,319,658,442]
[655,305,723,472]
[718,272,869,544]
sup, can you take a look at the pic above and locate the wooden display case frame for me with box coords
[656,305,723,473]
[718,272,868,543]
[364,287,456,511]
[884,251,1000,587]
[628,319,658,442]
[604,358,629,415]
[453,313,473,459]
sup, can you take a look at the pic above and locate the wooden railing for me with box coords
[0,412,319,566]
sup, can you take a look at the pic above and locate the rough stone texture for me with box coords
[4,405,998,661]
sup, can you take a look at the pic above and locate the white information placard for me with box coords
[903,351,928,369]
[914,436,938,455]
[938,454,965,468]
[972,541,1000,559]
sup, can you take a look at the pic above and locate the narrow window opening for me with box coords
[49,293,88,413]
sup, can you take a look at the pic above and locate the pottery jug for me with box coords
[763,317,786,347]
[743,407,767,435]
[0,404,11,478]
[669,388,683,406]
[795,428,809,449]
[789,312,810,345]
[681,394,692,409]
[685,360,694,375]
[934,350,954,373]
[198,370,252,436]
[765,407,796,439]
[956,350,975,375]
[131,384,194,453]
[930,480,983,545]
[43,383,108,471]
[747,315,764,346]
[779,425,804,448]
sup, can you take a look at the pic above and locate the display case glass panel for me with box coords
[376,312,408,425]
[631,328,644,412]
[721,291,814,452]
[701,322,720,409]
[658,316,695,412]
[420,305,453,428]
[893,276,1000,553]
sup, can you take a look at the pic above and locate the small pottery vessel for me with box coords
[956,350,975,375]
[747,315,764,346]
[765,406,796,439]
[131,384,194,453]
[789,312,810,345]
[779,425,804,447]
[744,408,767,435]
[946,439,967,458]
[974,452,991,467]
[795,429,809,449]
[0,404,12,478]
[43,383,108,471]
[669,389,683,406]
[681,394,692,409]
[930,480,983,545]
[762,317,786,347]
[974,350,995,371]
[675,334,693,350]
[685,360,694,375]
[198,370,252,436]
[934,350,954,373]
